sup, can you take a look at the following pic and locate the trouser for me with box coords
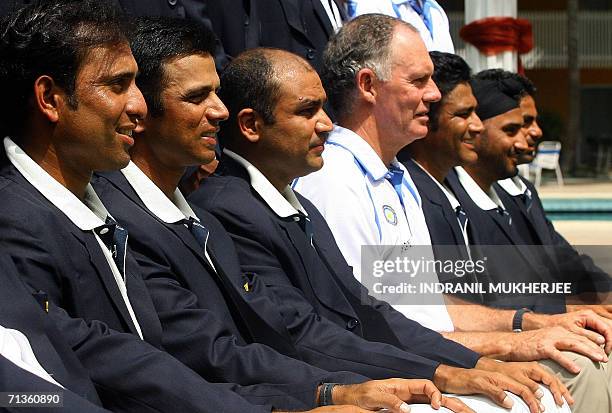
[540,351,612,413]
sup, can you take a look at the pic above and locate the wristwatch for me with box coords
[512,308,533,332]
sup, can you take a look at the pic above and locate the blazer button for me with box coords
[346,318,359,330]
[306,49,315,60]
[167,0,177,6]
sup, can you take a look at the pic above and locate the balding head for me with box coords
[218,48,332,188]
[220,48,315,134]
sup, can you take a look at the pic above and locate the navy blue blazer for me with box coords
[0,160,360,412]
[196,0,345,71]
[0,252,102,410]
[402,159,489,303]
[94,169,466,380]
[0,250,271,413]
[190,156,481,379]
[445,169,566,313]
[0,356,109,413]
[494,177,612,294]
[92,171,373,382]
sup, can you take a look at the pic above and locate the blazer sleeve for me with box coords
[528,183,612,293]
[46,303,277,413]
[0,355,111,413]
[130,245,368,408]
[203,196,479,379]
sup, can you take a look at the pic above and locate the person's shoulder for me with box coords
[193,174,269,221]
[192,174,246,204]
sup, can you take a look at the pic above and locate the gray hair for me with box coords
[321,14,416,120]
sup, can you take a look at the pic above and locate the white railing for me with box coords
[448,11,612,69]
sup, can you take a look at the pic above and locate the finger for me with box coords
[557,337,608,363]
[501,369,542,397]
[569,324,606,347]
[365,390,413,413]
[489,379,541,413]
[477,381,514,410]
[420,380,442,409]
[581,313,612,350]
[594,308,612,320]
[527,366,571,407]
[547,348,581,374]
[440,396,476,413]
[393,379,441,408]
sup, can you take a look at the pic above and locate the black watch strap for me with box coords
[512,308,533,332]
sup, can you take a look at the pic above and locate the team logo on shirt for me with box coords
[382,205,398,225]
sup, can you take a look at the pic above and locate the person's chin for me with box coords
[98,154,131,172]
[306,157,324,173]
[407,127,428,142]
[459,150,478,166]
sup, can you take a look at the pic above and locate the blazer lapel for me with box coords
[405,160,466,246]
[278,0,310,40]
[312,0,334,37]
[78,233,142,337]
[279,219,356,319]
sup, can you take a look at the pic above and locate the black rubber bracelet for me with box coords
[318,383,339,406]
[512,308,533,332]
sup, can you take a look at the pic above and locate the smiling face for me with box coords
[373,26,441,152]
[255,65,332,183]
[474,107,528,180]
[55,42,146,172]
[140,53,228,170]
[517,95,543,164]
[426,82,483,167]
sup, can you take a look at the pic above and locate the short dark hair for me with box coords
[0,0,127,138]
[321,14,417,121]
[219,48,282,145]
[428,51,472,132]
[473,68,536,99]
[129,17,217,117]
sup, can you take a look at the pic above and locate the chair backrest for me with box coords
[533,141,561,169]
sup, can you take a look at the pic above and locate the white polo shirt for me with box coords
[4,137,143,339]
[348,0,455,53]
[294,126,454,332]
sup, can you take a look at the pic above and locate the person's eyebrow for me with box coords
[180,81,220,100]
[294,97,324,110]
[99,70,136,84]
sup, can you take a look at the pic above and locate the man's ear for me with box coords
[355,68,378,105]
[236,108,262,143]
[33,75,65,123]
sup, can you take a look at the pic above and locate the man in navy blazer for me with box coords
[0,3,413,412]
[188,40,576,411]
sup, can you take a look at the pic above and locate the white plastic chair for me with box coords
[531,141,564,188]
